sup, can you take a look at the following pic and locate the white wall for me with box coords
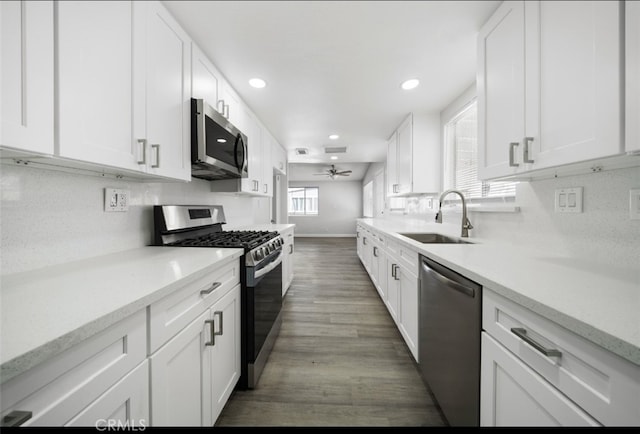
[0,164,271,274]
[288,180,362,236]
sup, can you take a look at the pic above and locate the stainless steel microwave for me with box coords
[191,98,248,181]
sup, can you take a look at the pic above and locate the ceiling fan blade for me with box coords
[313,173,328,175]
[335,171,352,175]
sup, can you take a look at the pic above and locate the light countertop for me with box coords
[357,218,640,366]
[0,246,243,384]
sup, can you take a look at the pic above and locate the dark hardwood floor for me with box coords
[216,237,446,427]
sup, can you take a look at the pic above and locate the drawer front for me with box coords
[399,245,418,277]
[386,239,400,258]
[483,290,640,426]
[0,309,146,426]
[149,258,240,354]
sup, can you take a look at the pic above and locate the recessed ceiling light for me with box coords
[401,78,420,90]
[328,134,339,140]
[330,156,338,160]
[216,138,227,143]
[249,78,266,88]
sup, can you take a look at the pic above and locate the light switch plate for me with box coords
[104,188,129,212]
[555,187,583,213]
[630,189,640,220]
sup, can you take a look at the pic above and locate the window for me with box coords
[288,187,319,216]
[444,100,516,198]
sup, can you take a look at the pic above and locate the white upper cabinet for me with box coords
[272,140,287,175]
[1,0,54,155]
[477,1,525,180]
[140,1,191,181]
[191,43,222,111]
[387,113,441,197]
[478,0,624,180]
[57,1,140,172]
[261,131,273,196]
[627,0,640,153]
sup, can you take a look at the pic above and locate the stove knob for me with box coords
[253,251,261,261]
[265,245,272,254]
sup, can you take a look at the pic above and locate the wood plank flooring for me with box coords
[216,237,446,427]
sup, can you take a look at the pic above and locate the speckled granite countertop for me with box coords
[358,218,640,366]
[0,247,243,384]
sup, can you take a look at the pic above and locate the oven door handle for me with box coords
[254,251,283,279]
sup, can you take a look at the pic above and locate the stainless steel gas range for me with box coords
[153,205,283,389]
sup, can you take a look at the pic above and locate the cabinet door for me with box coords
[385,259,399,324]
[1,0,54,155]
[477,1,526,180]
[286,233,294,289]
[525,1,622,168]
[150,310,212,427]
[273,141,287,174]
[397,265,418,361]
[191,43,221,110]
[57,1,141,170]
[626,0,640,152]
[396,115,412,195]
[261,130,273,196]
[210,284,241,424]
[386,132,398,196]
[370,242,380,292]
[362,233,372,273]
[219,80,242,127]
[66,361,149,428]
[144,1,191,181]
[481,333,599,427]
[240,109,261,194]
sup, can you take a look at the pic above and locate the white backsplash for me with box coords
[0,164,271,275]
[386,166,640,269]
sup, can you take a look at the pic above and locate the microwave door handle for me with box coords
[235,135,247,173]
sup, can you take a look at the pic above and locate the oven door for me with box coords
[246,249,283,363]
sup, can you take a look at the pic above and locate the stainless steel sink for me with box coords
[398,233,472,244]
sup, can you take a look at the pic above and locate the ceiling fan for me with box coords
[313,164,352,179]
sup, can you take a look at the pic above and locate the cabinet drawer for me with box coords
[386,238,400,257]
[0,309,146,426]
[398,245,418,276]
[149,258,239,354]
[483,290,640,426]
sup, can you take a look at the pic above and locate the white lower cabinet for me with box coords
[149,283,240,427]
[396,264,418,361]
[481,333,599,427]
[0,310,147,427]
[67,360,150,428]
[282,227,295,296]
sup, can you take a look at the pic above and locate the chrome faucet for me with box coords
[435,189,473,237]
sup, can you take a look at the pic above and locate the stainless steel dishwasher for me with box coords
[419,255,482,427]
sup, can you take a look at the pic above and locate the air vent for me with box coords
[295,148,309,155]
[324,146,348,154]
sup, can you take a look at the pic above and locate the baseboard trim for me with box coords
[294,234,356,238]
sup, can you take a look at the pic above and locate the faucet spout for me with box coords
[435,189,473,238]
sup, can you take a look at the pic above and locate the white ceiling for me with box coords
[164,0,500,164]
[288,163,369,182]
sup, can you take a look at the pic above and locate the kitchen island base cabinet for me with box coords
[481,333,599,427]
[149,284,240,426]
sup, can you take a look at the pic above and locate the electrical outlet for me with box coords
[554,187,583,213]
[630,189,640,220]
[104,188,129,212]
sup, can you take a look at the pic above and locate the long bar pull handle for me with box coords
[1,411,32,427]
[523,137,535,163]
[151,144,160,168]
[510,328,562,358]
[509,142,520,167]
[137,139,147,164]
[200,282,221,296]
[214,311,223,336]
[205,319,216,346]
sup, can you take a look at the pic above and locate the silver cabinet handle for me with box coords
[391,263,397,278]
[224,104,230,119]
[1,411,32,427]
[510,327,562,358]
[356,232,360,238]
[151,144,160,168]
[279,162,284,170]
[205,319,216,346]
[200,282,221,296]
[509,142,520,167]
[137,139,147,164]
[523,137,535,163]
[363,237,367,245]
[373,246,378,257]
[394,264,400,280]
[264,183,267,193]
[217,99,225,114]
[289,244,294,254]
[214,311,223,337]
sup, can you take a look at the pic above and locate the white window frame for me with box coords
[288,186,319,216]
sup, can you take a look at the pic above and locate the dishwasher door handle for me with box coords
[422,262,475,298]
